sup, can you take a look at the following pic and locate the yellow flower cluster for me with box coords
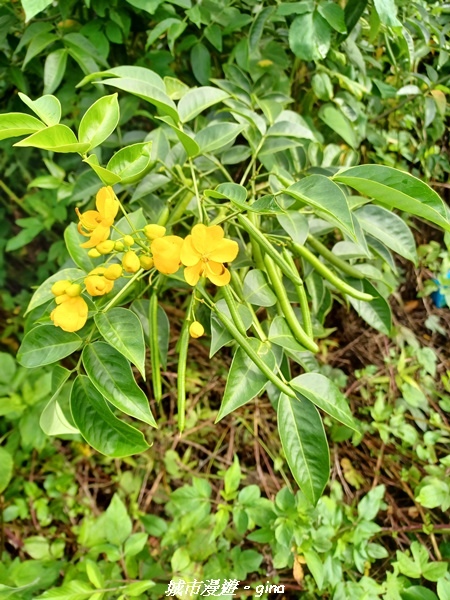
[50,187,239,333]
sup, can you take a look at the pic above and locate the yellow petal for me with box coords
[190,224,224,255]
[207,238,239,263]
[85,274,114,296]
[151,235,183,274]
[96,186,119,220]
[80,225,111,248]
[184,262,204,286]
[77,209,102,231]
[205,261,230,286]
[180,235,201,267]
[51,296,88,332]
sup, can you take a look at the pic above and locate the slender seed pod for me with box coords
[237,214,302,286]
[177,323,190,432]
[264,255,319,354]
[282,248,314,339]
[213,307,297,399]
[149,291,162,402]
[222,284,247,337]
[306,235,365,279]
[291,242,374,302]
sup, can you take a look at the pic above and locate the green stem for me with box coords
[102,269,144,312]
[237,214,302,286]
[176,294,196,432]
[222,284,247,336]
[166,190,195,227]
[149,290,162,402]
[306,236,365,279]
[196,287,296,398]
[291,242,374,301]
[188,158,203,223]
[264,255,319,353]
[239,136,265,186]
[230,271,267,342]
[282,249,313,339]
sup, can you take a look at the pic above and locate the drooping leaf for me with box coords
[82,342,157,427]
[95,308,146,378]
[14,124,90,153]
[346,279,392,335]
[70,375,150,457]
[0,113,45,141]
[17,325,83,368]
[243,269,277,307]
[18,93,61,126]
[277,392,329,505]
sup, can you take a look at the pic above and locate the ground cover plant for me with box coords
[0,0,450,598]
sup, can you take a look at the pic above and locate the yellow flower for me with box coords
[104,264,123,281]
[51,280,71,296]
[51,295,88,332]
[139,255,154,270]
[84,267,114,296]
[96,240,115,255]
[65,283,82,297]
[144,224,166,241]
[123,235,134,247]
[122,250,140,273]
[76,187,119,249]
[189,321,204,338]
[180,224,239,287]
[151,235,184,275]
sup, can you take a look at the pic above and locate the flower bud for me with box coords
[104,264,123,281]
[144,224,166,240]
[51,280,71,296]
[65,283,82,297]
[88,248,101,258]
[139,256,154,270]
[122,250,140,273]
[114,241,125,251]
[123,235,135,247]
[96,240,115,255]
[189,321,204,339]
[85,274,114,296]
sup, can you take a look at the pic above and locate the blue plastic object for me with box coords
[430,271,450,308]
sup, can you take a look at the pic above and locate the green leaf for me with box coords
[243,269,277,307]
[277,392,329,505]
[248,6,275,54]
[0,113,45,141]
[334,165,450,232]
[70,375,150,457]
[105,493,132,545]
[204,182,247,205]
[190,43,211,85]
[18,93,61,126]
[95,308,146,378]
[342,0,368,38]
[78,94,120,151]
[289,11,331,61]
[21,0,52,21]
[178,86,229,123]
[0,447,13,494]
[40,366,79,436]
[23,32,57,67]
[83,154,122,185]
[277,212,309,245]
[347,279,392,335]
[82,342,157,427]
[195,123,245,154]
[106,142,153,184]
[318,2,347,33]
[285,175,355,239]
[355,204,417,264]
[77,65,165,91]
[99,77,178,121]
[401,587,439,600]
[437,579,450,600]
[319,104,359,149]
[269,315,313,353]
[35,580,96,599]
[290,373,358,430]
[14,124,90,153]
[124,532,148,557]
[416,481,450,509]
[156,115,200,157]
[373,0,401,28]
[44,49,68,95]
[18,325,83,368]
[216,339,276,421]
[25,268,85,315]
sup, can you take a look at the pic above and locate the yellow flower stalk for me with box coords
[84,267,114,296]
[50,295,88,332]
[151,235,184,274]
[180,224,239,286]
[189,321,204,338]
[76,186,119,249]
